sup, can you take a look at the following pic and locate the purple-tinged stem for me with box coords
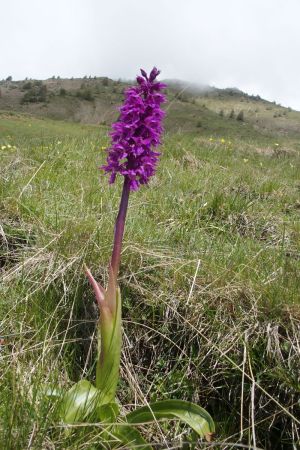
[110,176,131,282]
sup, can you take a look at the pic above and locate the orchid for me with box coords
[48,68,215,448]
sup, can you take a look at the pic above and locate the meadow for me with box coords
[0,104,299,449]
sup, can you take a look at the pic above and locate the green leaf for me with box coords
[98,402,119,423]
[97,287,122,405]
[112,424,153,450]
[60,380,99,424]
[126,399,215,442]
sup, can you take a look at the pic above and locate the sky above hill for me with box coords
[1,0,300,110]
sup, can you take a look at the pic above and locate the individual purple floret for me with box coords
[101,67,166,191]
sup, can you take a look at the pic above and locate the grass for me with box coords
[0,111,300,449]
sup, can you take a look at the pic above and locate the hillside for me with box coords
[1,76,300,143]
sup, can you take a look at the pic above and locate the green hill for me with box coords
[1,76,300,141]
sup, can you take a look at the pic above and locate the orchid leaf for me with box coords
[98,402,120,442]
[126,400,215,442]
[60,379,99,424]
[112,424,153,450]
[98,402,119,423]
[96,288,122,405]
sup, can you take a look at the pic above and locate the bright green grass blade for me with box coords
[112,424,153,450]
[126,400,215,441]
[60,379,99,424]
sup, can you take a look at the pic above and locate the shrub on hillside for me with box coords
[22,81,33,90]
[21,84,48,104]
[229,109,235,119]
[76,89,94,101]
[236,110,244,121]
[176,93,188,102]
[59,88,67,96]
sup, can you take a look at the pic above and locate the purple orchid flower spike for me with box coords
[101,67,167,192]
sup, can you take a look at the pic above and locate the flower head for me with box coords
[101,67,166,190]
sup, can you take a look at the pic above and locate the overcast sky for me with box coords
[1,0,300,110]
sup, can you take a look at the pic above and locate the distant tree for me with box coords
[39,85,47,102]
[236,110,244,121]
[219,109,224,117]
[59,88,66,96]
[196,120,202,128]
[23,81,33,90]
[102,77,109,87]
[6,76,12,82]
[229,109,235,119]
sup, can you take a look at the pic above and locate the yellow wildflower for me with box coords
[243,158,248,163]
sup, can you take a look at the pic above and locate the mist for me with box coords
[1,0,300,110]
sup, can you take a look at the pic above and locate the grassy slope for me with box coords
[0,102,300,449]
[1,76,300,139]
